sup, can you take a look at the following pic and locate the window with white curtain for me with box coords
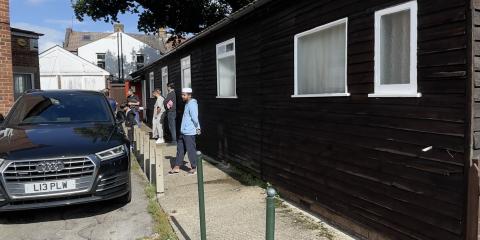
[370,1,420,98]
[216,38,236,98]
[181,56,191,88]
[14,73,34,99]
[293,18,349,97]
[149,71,155,98]
[161,66,168,97]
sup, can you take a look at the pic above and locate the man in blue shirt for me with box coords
[169,87,200,175]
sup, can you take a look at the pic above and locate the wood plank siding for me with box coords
[135,0,472,239]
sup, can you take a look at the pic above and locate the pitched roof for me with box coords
[40,45,111,76]
[132,0,271,76]
[63,28,166,53]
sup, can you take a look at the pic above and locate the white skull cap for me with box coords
[182,88,193,93]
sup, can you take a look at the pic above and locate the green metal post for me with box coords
[196,151,207,240]
[266,187,276,240]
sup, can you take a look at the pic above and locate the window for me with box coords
[149,72,155,98]
[97,53,106,69]
[216,38,236,98]
[293,18,349,97]
[136,54,145,70]
[161,66,168,98]
[370,1,420,97]
[181,56,191,88]
[29,39,38,51]
[82,35,91,40]
[13,73,34,100]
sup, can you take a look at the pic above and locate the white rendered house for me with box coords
[39,45,110,91]
[65,24,164,82]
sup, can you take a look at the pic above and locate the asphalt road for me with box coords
[0,171,154,240]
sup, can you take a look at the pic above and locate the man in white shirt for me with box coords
[152,89,166,144]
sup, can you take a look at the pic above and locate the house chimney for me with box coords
[114,23,124,32]
[158,27,167,40]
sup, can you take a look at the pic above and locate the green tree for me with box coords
[72,0,254,35]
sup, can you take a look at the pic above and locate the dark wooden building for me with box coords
[132,0,480,239]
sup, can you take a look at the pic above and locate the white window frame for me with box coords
[149,71,155,98]
[181,56,191,88]
[369,1,421,98]
[29,39,38,51]
[292,18,350,98]
[142,82,147,110]
[161,66,168,98]
[216,38,237,98]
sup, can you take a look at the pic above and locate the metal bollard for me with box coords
[196,151,207,240]
[266,187,276,240]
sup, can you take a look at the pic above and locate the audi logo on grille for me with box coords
[35,160,65,173]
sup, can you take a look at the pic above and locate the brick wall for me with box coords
[0,0,13,115]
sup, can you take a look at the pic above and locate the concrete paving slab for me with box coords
[159,145,355,240]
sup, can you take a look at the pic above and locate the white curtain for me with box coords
[182,68,191,88]
[297,23,346,94]
[380,10,410,85]
[218,56,236,97]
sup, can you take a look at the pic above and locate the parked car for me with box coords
[0,90,131,211]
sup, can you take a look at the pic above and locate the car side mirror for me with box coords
[0,114,4,125]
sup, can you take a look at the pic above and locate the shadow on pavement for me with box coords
[171,216,192,240]
[0,200,125,225]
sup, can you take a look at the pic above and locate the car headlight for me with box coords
[0,158,4,167]
[95,145,127,161]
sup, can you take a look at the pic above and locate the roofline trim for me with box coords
[131,0,272,77]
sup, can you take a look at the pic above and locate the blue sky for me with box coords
[10,0,142,52]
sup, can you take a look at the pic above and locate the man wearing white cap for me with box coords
[169,87,201,175]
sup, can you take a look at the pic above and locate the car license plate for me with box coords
[24,180,76,194]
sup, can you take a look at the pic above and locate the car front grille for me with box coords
[1,157,97,199]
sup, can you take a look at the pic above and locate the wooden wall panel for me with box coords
[136,0,470,239]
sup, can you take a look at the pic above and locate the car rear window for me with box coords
[6,93,113,126]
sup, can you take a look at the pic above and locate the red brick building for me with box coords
[0,0,13,115]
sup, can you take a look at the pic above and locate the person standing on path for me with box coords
[152,89,166,144]
[127,89,141,127]
[169,88,201,175]
[164,83,177,144]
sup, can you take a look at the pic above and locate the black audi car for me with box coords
[0,90,131,211]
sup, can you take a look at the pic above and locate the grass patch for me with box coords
[132,156,178,240]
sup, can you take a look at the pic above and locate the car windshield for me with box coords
[6,93,113,126]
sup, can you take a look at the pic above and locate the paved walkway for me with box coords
[0,168,154,240]
[158,145,355,240]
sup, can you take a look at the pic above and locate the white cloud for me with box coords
[11,22,64,52]
[44,19,84,28]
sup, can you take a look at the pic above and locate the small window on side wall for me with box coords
[181,56,191,88]
[161,66,168,98]
[216,38,236,98]
[293,18,349,98]
[369,1,421,98]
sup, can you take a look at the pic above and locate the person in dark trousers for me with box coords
[127,89,141,127]
[164,83,177,144]
[169,88,201,175]
[120,102,136,147]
